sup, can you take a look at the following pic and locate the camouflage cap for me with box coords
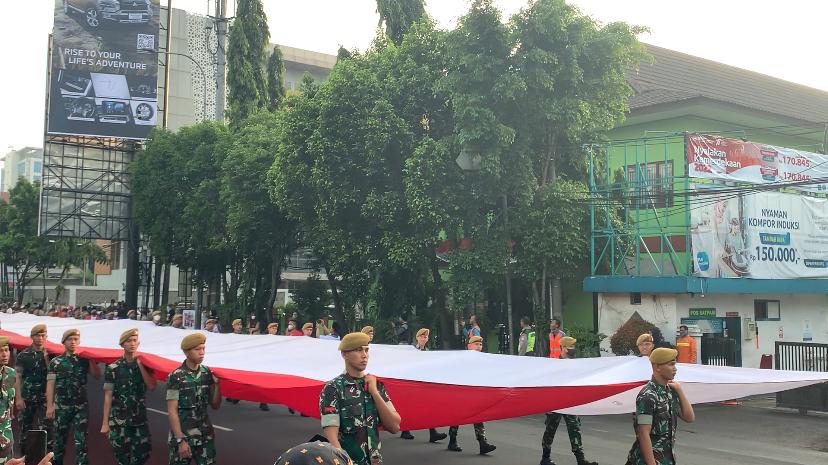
[416,328,429,338]
[468,335,483,344]
[181,333,207,351]
[650,347,678,364]
[361,326,374,334]
[338,332,370,351]
[559,336,577,348]
[119,328,139,345]
[0,336,9,348]
[30,324,47,337]
[636,333,654,345]
[62,328,80,343]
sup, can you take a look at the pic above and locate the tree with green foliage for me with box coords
[227,0,270,126]
[376,0,426,45]
[265,46,285,110]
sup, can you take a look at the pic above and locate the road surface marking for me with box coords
[147,407,234,431]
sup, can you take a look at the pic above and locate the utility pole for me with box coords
[214,0,227,122]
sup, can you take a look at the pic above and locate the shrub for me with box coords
[567,326,607,358]
[609,315,656,356]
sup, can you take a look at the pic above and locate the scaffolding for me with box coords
[589,133,691,278]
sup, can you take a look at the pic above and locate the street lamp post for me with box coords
[456,149,515,355]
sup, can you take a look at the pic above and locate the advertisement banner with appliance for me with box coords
[47,0,160,139]
[691,185,828,279]
[686,133,828,193]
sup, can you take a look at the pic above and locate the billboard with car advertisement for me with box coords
[686,133,828,193]
[47,0,160,139]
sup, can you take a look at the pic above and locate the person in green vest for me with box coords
[519,316,536,356]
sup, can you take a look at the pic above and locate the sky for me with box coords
[1,0,826,155]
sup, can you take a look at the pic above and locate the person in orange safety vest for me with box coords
[675,324,697,364]
[548,318,566,359]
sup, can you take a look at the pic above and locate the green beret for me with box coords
[650,347,678,364]
[119,328,139,345]
[361,326,374,334]
[232,319,242,326]
[62,329,80,343]
[468,335,483,344]
[416,328,429,338]
[338,332,370,351]
[181,333,207,351]
[30,324,47,337]
[636,333,653,345]
[560,336,577,348]
[0,336,9,348]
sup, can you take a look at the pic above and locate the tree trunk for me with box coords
[264,252,284,325]
[324,264,347,332]
[161,262,170,306]
[153,259,163,309]
[41,267,47,307]
[428,250,452,350]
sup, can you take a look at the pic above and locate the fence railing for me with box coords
[774,341,828,412]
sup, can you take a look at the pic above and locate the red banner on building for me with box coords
[686,133,828,193]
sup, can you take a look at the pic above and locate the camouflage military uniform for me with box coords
[166,363,217,465]
[625,378,680,465]
[104,356,151,465]
[48,353,90,465]
[0,365,16,463]
[319,374,394,465]
[448,423,487,443]
[542,413,584,455]
[15,346,51,450]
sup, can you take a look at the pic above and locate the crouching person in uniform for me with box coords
[166,333,221,465]
[320,332,401,465]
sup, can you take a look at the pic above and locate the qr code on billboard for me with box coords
[137,34,155,51]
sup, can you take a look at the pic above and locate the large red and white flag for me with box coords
[2,314,826,430]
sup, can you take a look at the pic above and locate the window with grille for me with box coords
[626,160,674,209]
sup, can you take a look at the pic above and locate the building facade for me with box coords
[2,147,44,193]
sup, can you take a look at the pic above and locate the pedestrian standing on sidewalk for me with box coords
[548,318,566,359]
[400,328,448,443]
[539,337,598,465]
[100,328,156,465]
[447,336,496,455]
[625,348,695,465]
[519,316,536,356]
[675,326,697,364]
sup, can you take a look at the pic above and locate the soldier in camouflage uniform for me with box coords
[166,333,221,465]
[14,324,51,452]
[626,348,695,465]
[101,328,157,465]
[320,332,401,465]
[400,328,447,443]
[447,336,496,455]
[0,336,17,463]
[46,328,102,465]
[540,337,597,465]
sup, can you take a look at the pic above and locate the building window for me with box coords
[17,161,27,178]
[626,160,673,209]
[33,160,42,174]
[754,300,780,321]
[630,292,642,305]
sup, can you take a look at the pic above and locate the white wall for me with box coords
[597,292,828,368]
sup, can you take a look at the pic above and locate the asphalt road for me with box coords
[43,377,828,465]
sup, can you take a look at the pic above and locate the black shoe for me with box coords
[225,397,235,403]
[539,457,556,465]
[259,403,270,411]
[429,431,447,443]
[575,453,598,465]
[479,442,496,455]
[447,440,462,452]
[231,399,240,404]
[288,408,295,414]
[400,431,415,440]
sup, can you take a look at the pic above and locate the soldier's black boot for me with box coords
[400,431,415,440]
[574,451,598,465]
[429,429,447,443]
[447,435,462,452]
[259,403,270,411]
[478,440,496,455]
[539,449,556,465]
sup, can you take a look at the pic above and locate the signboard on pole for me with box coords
[686,133,828,193]
[690,185,828,279]
[47,0,161,139]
